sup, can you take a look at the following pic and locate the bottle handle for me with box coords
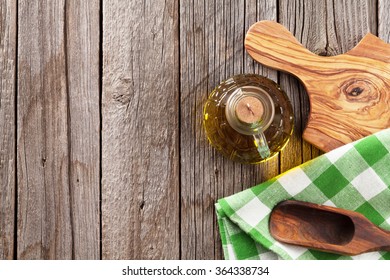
[253,131,270,159]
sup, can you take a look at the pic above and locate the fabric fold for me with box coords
[216,128,390,260]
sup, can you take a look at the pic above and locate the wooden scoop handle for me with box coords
[245,21,390,152]
[270,200,390,255]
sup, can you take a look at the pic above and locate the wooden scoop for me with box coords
[269,200,390,255]
[245,21,390,152]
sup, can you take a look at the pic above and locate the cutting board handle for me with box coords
[245,21,318,80]
[245,20,390,81]
[245,20,390,152]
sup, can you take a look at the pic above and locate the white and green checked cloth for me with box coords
[216,128,390,260]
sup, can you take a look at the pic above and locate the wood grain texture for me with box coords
[241,0,280,197]
[276,0,376,165]
[246,16,388,151]
[66,0,100,259]
[17,0,100,259]
[379,0,390,43]
[278,0,325,172]
[180,0,278,260]
[311,0,376,153]
[331,0,377,54]
[0,0,384,260]
[102,0,180,259]
[270,200,390,255]
[17,0,72,259]
[0,0,16,260]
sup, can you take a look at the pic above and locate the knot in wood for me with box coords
[340,78,378,103]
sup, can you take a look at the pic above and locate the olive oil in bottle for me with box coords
[203,74,294,164]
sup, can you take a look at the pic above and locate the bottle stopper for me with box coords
[235,96,264,124]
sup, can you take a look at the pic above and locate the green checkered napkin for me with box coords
[216,128,390,260]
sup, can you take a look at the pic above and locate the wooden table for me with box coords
[0,0,389,260]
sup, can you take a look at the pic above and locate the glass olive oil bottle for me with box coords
[204,74,294,164]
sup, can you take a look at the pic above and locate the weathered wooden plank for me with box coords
[241,0,279,195]
[278,0,376,172]
[379,0,390,43]
[66,0,100,259]
[0,0,16,260]
[102,0,179,259]
[329,0,377,53]
[17,0,100,259]
[278,0,325,172]
[180,0,277,260]
[17,0,71,259]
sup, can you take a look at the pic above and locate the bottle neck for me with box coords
[225,86,275,136]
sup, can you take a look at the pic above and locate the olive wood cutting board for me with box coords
[245,20,390,152]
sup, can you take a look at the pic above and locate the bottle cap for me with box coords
[235,96,264,124]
